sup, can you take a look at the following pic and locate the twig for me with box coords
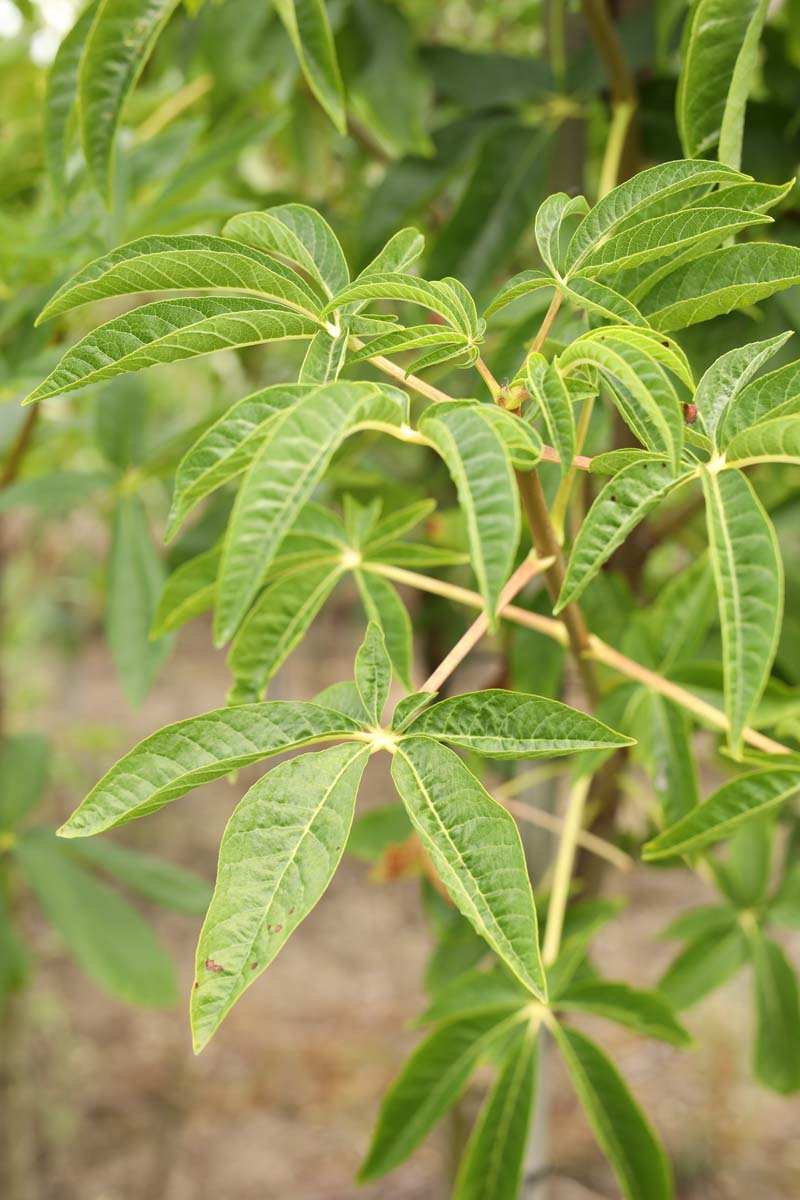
[499,793,632,871]
[542,775,593,965]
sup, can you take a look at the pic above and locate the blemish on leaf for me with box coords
[205,958,224,974]
[251,962,258,970]
[274,924,283,933]
[683,402,698,425]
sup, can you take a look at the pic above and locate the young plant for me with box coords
[23,143,800,1196]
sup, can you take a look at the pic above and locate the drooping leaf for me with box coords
[67,838,212,915]
[555,979,691,1047]
[392,737,545,998]
[274,0,346,134]
[676,0,770,168]
[407,690,633,758]
[106,496,173,707]
[354,622,392,726]
[37,235,324,323]
[25,298,318,404]
[557,461,693,611]
[79,0,182,197]
[751,931,800,1094]
[700,467,783,753]
[227,563,343,704]
[692,332,792,443]
[640,243,800,331]
[453,1025,539,1200]
[44,0,100,193]
[0,733,51,830]
[643,768,800,860]
[420,404,519,621]
[58,702,363,837]
[192,742,369,1050]
[215,381,406,644]
[16,830,177,1006]
[552,1025,673,1200]
[359,1011,520,1182]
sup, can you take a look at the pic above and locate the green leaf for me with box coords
[751,932,800,1093]
[151,546,220,637]
[477,406,543,471]
[658,925,749,1010]
[642,695,699,827]
[0,471,114,515]
[357,228,425,278]
[300,329,349,382]
[44,0,100,193]
[364,498,434,549]
[643,768,800,860]
[354,622,392,726]
[222,204,349,299]
[420,404,519,622]
[0,733,51,830]
[66,838,212,915]
[526,354,575,476]
[720,360,800,444]
[366,542,468,569]
[79,0,182,198]
[555,979,691,1047]
[359,1010,519,1182]
[407,690,633,758]
[557,461,692,612]
[313,681,370,724]
[691,179,793,215]
[564,159,745,275]
[391,691,435,732]
[535,192,589,277]
[416,966,527,1026]
[484,270,552,318]
[640,243,800,331]
[192,742,369,1050]
[227,563,343,704]
[25,298,318,404]
[16,830,177,1007]
[0,893,29,1017]
[392,737,545,998]
[725,416,800,468]
[700,467,783,753]
[324,273,478,337]
[274,0,346,134]
[552,1025,673,1200]
[768,862,800,930]
[453,1025,539,1200]
[561,276,650,327]
[215,381,405,644]
[677,0,770,168]
[106,496,173,708]
[693,332,792,443]
[346,325,469,365]
[588,449,669,477]
[58,702,363,837]
[355,569,414,693]
[37,235,324,323]
[580,206,770,278]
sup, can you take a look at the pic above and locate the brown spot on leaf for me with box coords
[274,924,283,934]
[251,962,258,970]
[683,402,698,425]
[205,958,224,974]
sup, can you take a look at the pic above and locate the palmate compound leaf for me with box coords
[406,690,634,758]
[391,737,546,999]
[677,0,769,168]
[556,460,694,612]
[78,0,183,199]
[24,298,319,405]
[191,741,370,1051]
[640,243,800,332]
[419,403,519,623]
[700,467,783,754]
[453,1024,539,1200]
[36,234,325,324]
[691,332,792,443]
[215,381,407,645]
[359,1009,525,1182]
[563,159,747,276]
[552,1025,673,1200]
[643,768,800,861]
[57,703,364,838]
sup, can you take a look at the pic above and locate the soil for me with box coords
[10,592,800,1200]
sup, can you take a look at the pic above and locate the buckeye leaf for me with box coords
[24,298,318,404]
[701,467,783,753]
[191,742,369,1051]
[552,1025,672,1200]
[392,737,545,998]
[643,768,800,860]
[406,690,633,758]
[57,702,363,837]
